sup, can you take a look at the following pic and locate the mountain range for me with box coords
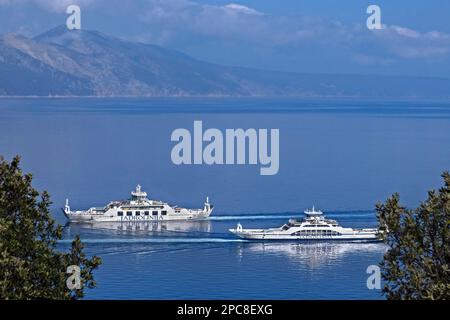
[0,25,449,98]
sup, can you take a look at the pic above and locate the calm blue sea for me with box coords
[1,97,449,299]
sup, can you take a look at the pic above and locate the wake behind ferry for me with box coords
[229,207,380,242]
[63,185,213,222]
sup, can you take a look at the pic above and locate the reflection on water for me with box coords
[243,242,386,269]
[64,219,212,237]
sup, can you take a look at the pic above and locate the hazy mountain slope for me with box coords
[32,26,250,96]
[0,25,449,98]
[0,34,93,96]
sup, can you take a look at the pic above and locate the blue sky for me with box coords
[1,0,450,77]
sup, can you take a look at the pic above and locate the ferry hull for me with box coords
[230,231,381,242]
[229,227,381,242]
[64,210,212,222]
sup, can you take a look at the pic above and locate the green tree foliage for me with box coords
[0,155,101,299]
[377,172,450,300]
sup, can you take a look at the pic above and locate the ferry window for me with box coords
[152,211,158,216]
[161,210,167,215]
[118,211,123,216]
[126,211,132,216]
[144,211,149,216]
[136,211,140,216]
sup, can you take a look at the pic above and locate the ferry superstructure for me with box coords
[63,185,213,222]
[229,207,380,242]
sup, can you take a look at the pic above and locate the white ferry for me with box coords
[63,185,213,222]
[229,207,380,242]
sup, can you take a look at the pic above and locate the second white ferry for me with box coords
[63,185,213,222]
[229,207,380,242]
